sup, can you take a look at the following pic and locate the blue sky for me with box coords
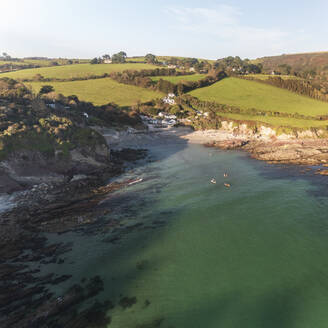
[1,0,327,59]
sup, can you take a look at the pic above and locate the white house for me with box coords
[163,93,176,105]
[104,59,112,64]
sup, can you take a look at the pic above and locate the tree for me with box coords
[118,51,127,58]
[145,53,157,64]
[103,54,111,60]
[112,51,127,63]
[39,85,54,95]
[2,52,11,60]
[90,57,99,64]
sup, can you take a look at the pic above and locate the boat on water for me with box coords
[128,178,143,186]
[224,183,231,188]
[211,178,217,184]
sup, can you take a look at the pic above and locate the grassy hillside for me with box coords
[127,56,215,63]
[0,63,157,80]
[189,77,328,116]
[28,78,163,106]
[151,74,206,84]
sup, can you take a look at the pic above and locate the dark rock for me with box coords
[119,296,137,309]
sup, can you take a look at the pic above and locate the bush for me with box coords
[39,85,54,95]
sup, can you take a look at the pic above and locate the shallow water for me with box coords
[44,141,328,327]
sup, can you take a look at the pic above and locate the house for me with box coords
[104,59,112,64]
[163,93,176,105]
[167,64,177,69]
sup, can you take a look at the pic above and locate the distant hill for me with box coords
[256,52,328,76]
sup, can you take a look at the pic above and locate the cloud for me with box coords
[165,5,288,57]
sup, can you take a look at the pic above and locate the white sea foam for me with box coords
[0,194,15,213]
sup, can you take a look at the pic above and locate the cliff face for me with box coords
[203,121,328,166]
[218,120,325,140]
[0,81,111,193]
[0,142,110,193]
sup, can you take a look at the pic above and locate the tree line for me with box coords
[109,68,227,95]
[240,76,328,103]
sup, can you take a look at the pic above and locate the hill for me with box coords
[151,74,206,84]
[28,78,163,106]
[189,77,328,116]
[256,51,328,76]
[0,63,157,80]
[187,77,328,129]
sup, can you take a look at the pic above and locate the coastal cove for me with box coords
[3,128,328,327]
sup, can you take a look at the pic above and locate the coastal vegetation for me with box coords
[0,77,144,161]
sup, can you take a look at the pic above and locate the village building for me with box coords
[163,93,176,105]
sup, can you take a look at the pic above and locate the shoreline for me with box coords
[1,125,328,326]
[173,127,328,167]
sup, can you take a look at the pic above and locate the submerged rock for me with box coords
[119,296,137,309]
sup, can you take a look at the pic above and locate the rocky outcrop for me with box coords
[206,138,328,165]
[0,141,111,194]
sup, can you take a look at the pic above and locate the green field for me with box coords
[0,59,83,68]
[27,78,163,106]
[151,74,206,84]
[189,77,328,116]
[0,60,31,67]
[126,57,146,62]
[0,63,157,80]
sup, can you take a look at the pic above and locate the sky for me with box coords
[1,0,327,60]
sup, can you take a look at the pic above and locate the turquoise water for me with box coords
[46,142,328,327]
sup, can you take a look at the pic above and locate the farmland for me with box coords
[151,74,206,84]
[189,77,328,116]
[27,78,163,106]
[0,63,157,80]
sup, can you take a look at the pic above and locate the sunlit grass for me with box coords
[189,77,328,116]
[0,63,157,80]
[151,74,206,84]
[27,78,163,106]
